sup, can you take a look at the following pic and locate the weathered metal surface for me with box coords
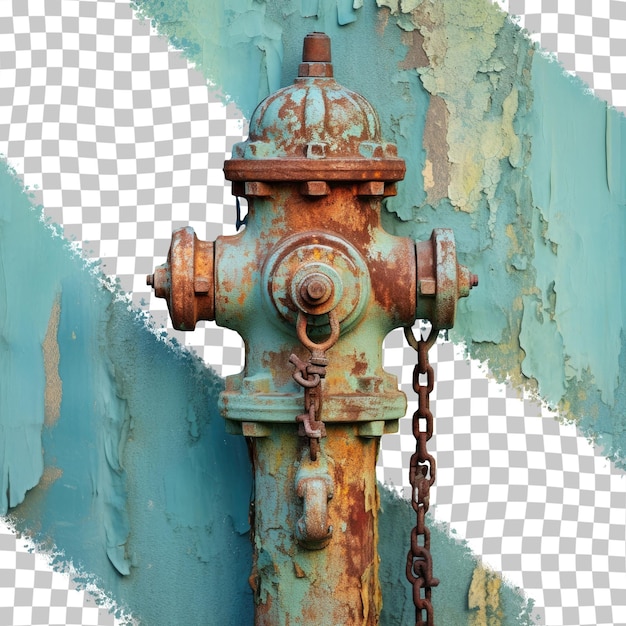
[146,226,214,330]
[250,425,381,626]
[264,231,369,328]
[416,228,478,330]
[295,451,334,550]
[147,32,477,626]
[211,179,423,433]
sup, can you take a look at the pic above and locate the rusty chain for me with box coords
[290,310,340,461]
[404,323,440,626]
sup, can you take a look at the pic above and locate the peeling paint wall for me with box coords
[377,489,535,626]
[524,58,626,460]
[4,0,626,622]
[0,162,254,624]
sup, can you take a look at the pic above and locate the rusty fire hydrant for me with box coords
[148,32,475,626]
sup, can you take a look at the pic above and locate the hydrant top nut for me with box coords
[299,273,334,306]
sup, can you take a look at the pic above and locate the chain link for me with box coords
[404,324,440,626]
[290,310,339,461]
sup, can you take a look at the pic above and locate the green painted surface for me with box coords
[524,57,626,461]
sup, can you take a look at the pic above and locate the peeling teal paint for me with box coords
[524,56,626,462]
[0,168,63,512]
[525,56,625,407]
[131,0,284,119]
[0,161,254,624]
[56,278,132,577]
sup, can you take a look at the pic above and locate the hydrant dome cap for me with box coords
[224,33,405,183]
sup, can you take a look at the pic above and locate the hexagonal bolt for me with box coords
[300,181,330,196]
[299,273,334,306]
[356,181,385,196]
[194,277,211,295]
[418,278,436,296]
[146,266,169,300]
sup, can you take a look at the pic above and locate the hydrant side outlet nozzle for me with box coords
[147,226,215,330]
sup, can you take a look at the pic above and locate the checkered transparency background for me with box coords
[0,1,625,625]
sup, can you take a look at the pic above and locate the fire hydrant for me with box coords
[148,33,476,625]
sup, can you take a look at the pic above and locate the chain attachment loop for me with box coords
[290,310,339,461]
[404,323,440,626]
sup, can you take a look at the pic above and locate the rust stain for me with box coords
[399,30,429,70]
[368,237,416,326]
[360,444,381,625]
[360,557,382,626]
[422,94,451,205]
[351,352,368,377]
[262,350,296,388]
[43,295,62,427]
[376,6,391,36]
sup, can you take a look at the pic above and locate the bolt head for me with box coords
[300,273,333,305]
[148,265,170,300]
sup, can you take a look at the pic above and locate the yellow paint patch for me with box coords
[43,295,62,427]
[421,94,451,204]
[422,159,434,190]
[505,223,520,253]
[362,446,381,625]
[363,453,379,514]
[399,1,520,214]
[360,557,382,626]
[468,562,504,626]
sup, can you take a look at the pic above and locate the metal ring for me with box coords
[404,323,438,353]
[293,370,321,388]
[296,309,340,354]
